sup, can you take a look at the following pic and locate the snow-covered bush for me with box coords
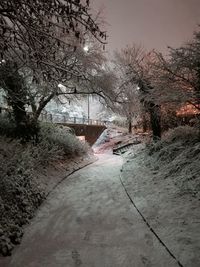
[0,114,15,137]
[39,123,89,157]
[111,117,127,128]
[0,137,45,256]
[163,125,199,143]
[148,126,199,155]
[0,122,90,256]
[145,126,200,198]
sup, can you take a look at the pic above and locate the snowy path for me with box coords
[4,154,179,267]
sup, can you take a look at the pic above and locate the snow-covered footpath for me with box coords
[1,153,180,267]
[121,144,200,267]
[1,125,200,266]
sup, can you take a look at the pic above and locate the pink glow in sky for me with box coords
[92,0,200,55]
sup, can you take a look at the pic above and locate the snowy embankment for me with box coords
[121,126,200,267]
[0,123,95,257]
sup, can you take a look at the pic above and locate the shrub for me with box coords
[0,137,45,256]
[147,125,199,156]
[0,117,89,163]
[0,122,89,208]
[163,125,199,143]
[39,122,89,157]
[0,114,15,137]
[145,125,200,197]
[0,122,90,256]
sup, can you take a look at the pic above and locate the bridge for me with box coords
[39,113,107,145]
[40,113,107,145]
[0,107,107,145]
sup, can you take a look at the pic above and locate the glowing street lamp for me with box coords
[0,59,6,64]
[83,45,89,52]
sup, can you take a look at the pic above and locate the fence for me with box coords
[39,112,108,126]
[0,106,109,126]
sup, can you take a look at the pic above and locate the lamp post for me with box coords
[87,94,90,123]
[124,97,132,134]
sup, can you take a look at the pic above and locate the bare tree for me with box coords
[152,29,200,111]
[0,0,106,69]
[0,0,108,140]
[112,45,161,138]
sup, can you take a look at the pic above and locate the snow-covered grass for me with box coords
[122,127,200,266]
[0,120,90,256]
[0,136,46,256]
[145,126,200,197]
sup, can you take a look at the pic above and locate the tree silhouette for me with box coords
[0,0,107,140]
[0,0,106,78]
[113,45,161,139]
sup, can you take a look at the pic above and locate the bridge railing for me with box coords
[39,112,108,126]
[0,106,108,126]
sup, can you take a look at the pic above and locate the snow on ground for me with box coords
[122,140,200,267]
[93,125,137,154]
[0,154,96,262]
[2,153,179,267]
[2,125,199,266]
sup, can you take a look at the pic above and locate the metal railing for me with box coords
[0,106,108,126]
[39,112,108,126]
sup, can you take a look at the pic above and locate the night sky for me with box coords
[92,0,200,55]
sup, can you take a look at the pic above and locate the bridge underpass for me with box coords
[58,123,106,146]
[40,113,107,146]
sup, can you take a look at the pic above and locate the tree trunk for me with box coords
[3,65,39,141]
[128,119,132,133]
[142,113,147,132]
[33,93,55,122]
[12,100,39,142]
[149,103,161,141]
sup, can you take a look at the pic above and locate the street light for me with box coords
[83,44,90,123]
[83,45,89,52]
[87,94,90,123]
[58,83,63,88]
